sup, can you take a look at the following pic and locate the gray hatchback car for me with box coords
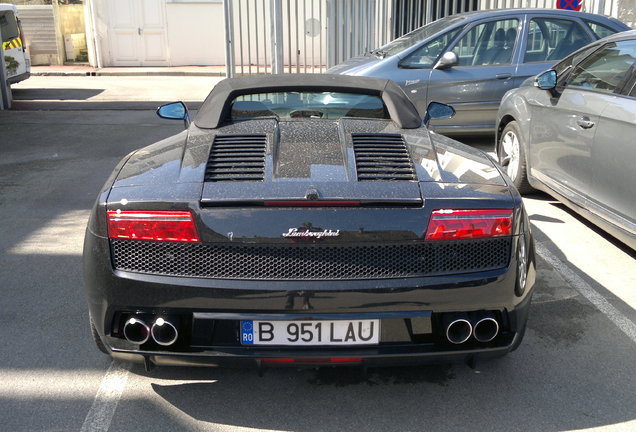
[329,9,629,135]
[496,30,636,250]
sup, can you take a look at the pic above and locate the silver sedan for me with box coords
[329,9,628,136]
[496,30,636,250]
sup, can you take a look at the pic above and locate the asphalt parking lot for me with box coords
[1,76,635,432]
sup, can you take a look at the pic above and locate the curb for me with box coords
[32,71,227,77]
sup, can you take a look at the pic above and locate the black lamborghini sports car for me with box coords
[84,74,535,370]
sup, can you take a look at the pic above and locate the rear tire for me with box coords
[498,121,533,194]
[90,315,110,355]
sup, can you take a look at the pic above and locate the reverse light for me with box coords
[425,209,513,241]
[107,210,200,242]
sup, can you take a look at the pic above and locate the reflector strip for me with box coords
[328,357,363,363]
[425,209,513,241]
[107,210,200,242]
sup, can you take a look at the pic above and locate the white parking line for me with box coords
[80,361,130,432]
[537,243,636,344]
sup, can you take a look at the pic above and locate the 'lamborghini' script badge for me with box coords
[282,228,340,239]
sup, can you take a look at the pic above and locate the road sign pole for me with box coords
[270,0,284,75]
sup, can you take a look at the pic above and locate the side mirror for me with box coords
[423,102,455,126]
[157,101,190,128]
[534,70,557,90]
[433,51,459,70]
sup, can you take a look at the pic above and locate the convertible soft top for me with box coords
[194,74,423,129]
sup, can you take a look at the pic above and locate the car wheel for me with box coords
[498,121,533,194]
[90,314,110,355]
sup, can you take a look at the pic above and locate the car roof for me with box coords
[374,8,630,62]
[194,74,423,129]
[448,7,622,22]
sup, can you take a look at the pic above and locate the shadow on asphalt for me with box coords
[10,87,203,111]
[12,88,104,100]
[9,99,204,111]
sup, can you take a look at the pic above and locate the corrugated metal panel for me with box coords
[224,0,481,76]
[16,5,58,55]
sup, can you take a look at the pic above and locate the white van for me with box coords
[1,3,30,84]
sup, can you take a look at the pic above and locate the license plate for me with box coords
[240,319,380,346]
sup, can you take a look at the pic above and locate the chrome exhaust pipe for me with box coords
[123,317,150,344]
[151,318,178,346]
[473,312,499,343]
[443,314,472,345]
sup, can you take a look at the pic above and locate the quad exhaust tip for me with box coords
[123,317,150,344]
[442,312,500,344]
[444,315,473,345]
[473,313,499,343]
[122,316,178,346]
[151,318,178,346]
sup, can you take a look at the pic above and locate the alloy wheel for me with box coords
[501,130,520,181]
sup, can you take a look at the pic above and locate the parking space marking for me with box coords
[80,361,130,432]
[537,243,636,344]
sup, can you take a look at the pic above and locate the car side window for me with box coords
[584,20,619,39]
[524,18,592,63]
[399,28,462,68]
[553,43,602,77]
[451,19,518,66]
[565,41,636,94]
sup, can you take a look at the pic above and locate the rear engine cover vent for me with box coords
[352,133,417,181]
[205,134,267,182]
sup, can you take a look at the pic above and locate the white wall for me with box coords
[89,0,226,67]
[166,1,226,65]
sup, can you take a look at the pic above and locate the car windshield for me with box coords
[230,91,389,121]
[373,15,466,56]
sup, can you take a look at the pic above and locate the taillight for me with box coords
[107,210,200,242]
[425,209,513,241]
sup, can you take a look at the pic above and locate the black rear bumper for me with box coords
[84,226,535,369]
[110,341,519,369]
[98,292,532,369]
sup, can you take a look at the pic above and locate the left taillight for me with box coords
[425,209,513,241]
[107,210,200,242]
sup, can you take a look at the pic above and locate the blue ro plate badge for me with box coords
[241,319,380,346]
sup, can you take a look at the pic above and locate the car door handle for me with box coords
[496,73,512,80]
[577,117,595,129]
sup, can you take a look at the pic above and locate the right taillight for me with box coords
[425,209,513,241]
[107,210,200,242]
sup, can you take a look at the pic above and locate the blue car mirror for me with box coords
[534,70,557,90]
[157,102,190,128]
[423,102,455,126]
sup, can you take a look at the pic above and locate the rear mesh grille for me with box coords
[111,238,511,280]
[352,133,417,181]
[205,134,267,182]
